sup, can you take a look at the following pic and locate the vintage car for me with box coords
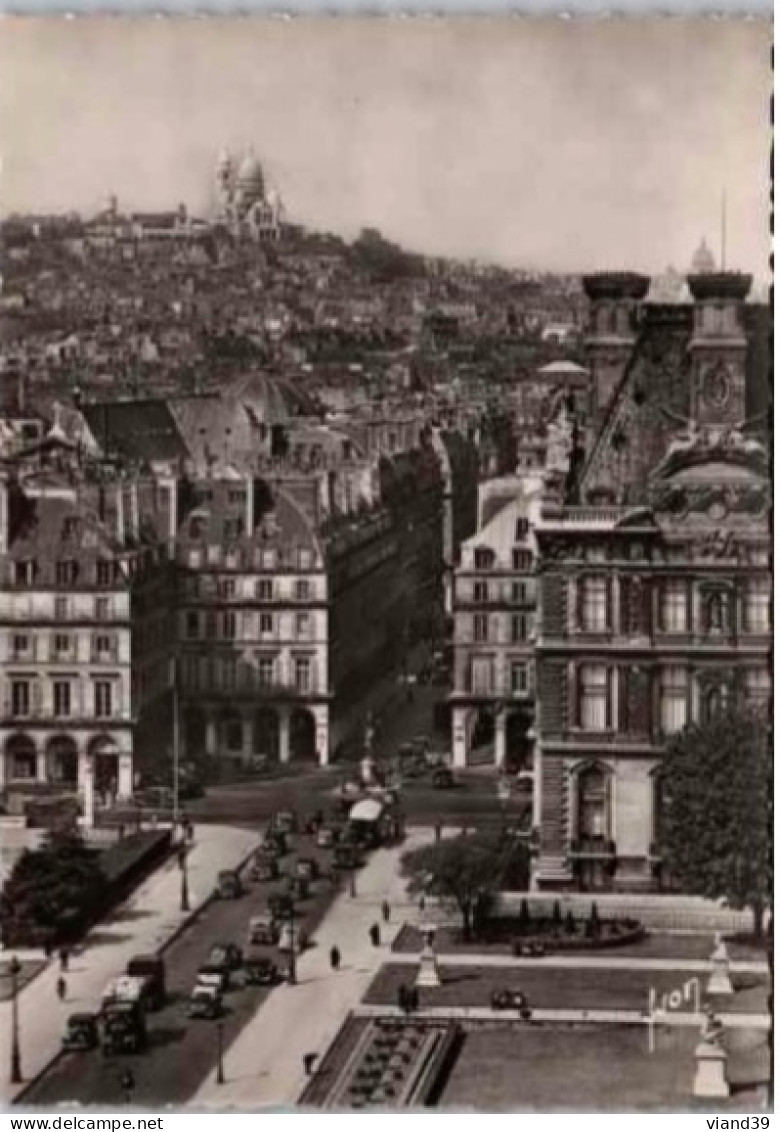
[247,913,280,947]
[285,875,310,901]
[262,831,288,858]
[62,1012,99,1052]
[315,826,338,849]
[294,857,319,881]
[272,810,298,835]
[250,856,281,883]
[234,956,281,987]
[268,891,295,919]
[431,766,456,790]
[214,869,244,899]
[196,964,230,993]
[208,942,243,970]
[490,988,532,1017]
[513,940,548,959]
[188,985,222,1020]
[333,844,360,870]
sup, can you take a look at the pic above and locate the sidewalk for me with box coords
[4,823,259,1105]
[191,826,434,1110]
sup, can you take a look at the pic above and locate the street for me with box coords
[21,827,346,1108]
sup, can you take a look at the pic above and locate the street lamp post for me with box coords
[287,902,297,985]
[178,844,190,913]
[9,955,22,1084]
[215,1020,225,1085]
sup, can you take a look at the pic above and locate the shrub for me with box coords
[564,910,577,935]
[552,899,562,924]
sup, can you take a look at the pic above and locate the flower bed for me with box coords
[483,902,645,952]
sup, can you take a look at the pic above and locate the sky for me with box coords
[0,16,770,275]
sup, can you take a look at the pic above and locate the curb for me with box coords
[12,834,261,1107]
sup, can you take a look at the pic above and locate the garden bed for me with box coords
[363,963,770,1015]
[392,924,768,962]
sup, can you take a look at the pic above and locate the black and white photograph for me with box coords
[0,14,771,1115]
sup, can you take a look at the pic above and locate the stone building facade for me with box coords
[533,270,771,892]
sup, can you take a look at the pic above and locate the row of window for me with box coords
[574,576,770,635]
[574,663,769,733]
[180,654,317,695]
[183,610,315,642]
[184,577,315,602]
[470,612,533,644]
[471,541,532,572]
[465,658,531,696]
[7,596,117,622]
[12,559,129,588]
[10,631,119,661]
[184,545,317,572]
[7,678,117,719]
[465,580,530,604]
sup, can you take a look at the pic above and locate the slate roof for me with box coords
[83,400,188,465]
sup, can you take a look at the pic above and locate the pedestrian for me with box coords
[303,1052,318,1077]
[369,923,381,948]
[43,938,53,960]
[329,945,341,972]
[434,821,442,843]
[58,947,69,972]
[56,976,67,1002]
[381,899,391,924]
[418,894,426,915]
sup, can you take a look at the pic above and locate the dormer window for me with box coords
[62,517,79,542]
[56,560,78,586]
[474,548,494,570]
[96,560,115,587]
[14,560,35,586]
[515,518,529,540]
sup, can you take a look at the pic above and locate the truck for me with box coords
[101,1000,147,1055]
[126,954,166,1010]
[101,975,148,1012]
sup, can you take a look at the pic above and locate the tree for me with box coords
[401,832,509,940]
[0,830,108,945]
[658,709,771,937]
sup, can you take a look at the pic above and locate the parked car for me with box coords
[268,892,294,919]
[432,766,456,789]
[235,957,280,987]
[512,940,548,958]
[247,914,280,947]
[250,856,280,883]
[272,810,298,835]
[208,942,243,971]
[188,985,222,1019]
[490,988,532,1017]
[262,831,288,858]
[333,844,360,869]
[214,869,244,899]
[62,1012,99,1052]
[316,826,338,849]
[294,857,319,881]
[197,964,230,992]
